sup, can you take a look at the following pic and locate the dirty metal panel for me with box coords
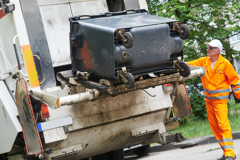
[52,143,83,159]
[131,123,163,137]
[44,111,167,160]
[124,0,139,10]
[70,0,109,17]
[172,82,192,118]
[19,0,56,89]
[15,79,43,155]
[43,127,68,144]
[38,0,72,67]
[44,85,172,132]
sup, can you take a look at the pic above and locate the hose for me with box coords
[142,89,156,97]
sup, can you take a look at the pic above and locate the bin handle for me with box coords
[126,9,138,13]
[77,15,92,20]
[90,12,113,18]
[105,12,113,16]
[111,10,127,16]
[33,55,45,85]
[126,9,148,14]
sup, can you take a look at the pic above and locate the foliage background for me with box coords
[147,0,240,120]
[185,78,207,121]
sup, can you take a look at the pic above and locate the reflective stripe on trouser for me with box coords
[206,102,235,157]
[203,88,230,103]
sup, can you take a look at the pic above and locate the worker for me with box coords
[187,39,239,160]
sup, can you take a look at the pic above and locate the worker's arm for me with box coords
[225,62,240,99]
[187,57,207,67]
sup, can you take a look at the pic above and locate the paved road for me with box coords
[125,139,240,160]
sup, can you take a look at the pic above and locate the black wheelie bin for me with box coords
[69,9,190,89]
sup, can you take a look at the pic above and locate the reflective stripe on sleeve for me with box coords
[204,88,230,94]
[233,88,240,92]
[218,139,233,143]
[204,95,229,100]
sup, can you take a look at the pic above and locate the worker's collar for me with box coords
[208,54,224,64]
[218,54,225,64]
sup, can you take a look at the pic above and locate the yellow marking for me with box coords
[21,45,40,88]
[57,99,60,107]
[29,67,40,88]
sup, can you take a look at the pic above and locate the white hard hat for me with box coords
[204,39,223,51]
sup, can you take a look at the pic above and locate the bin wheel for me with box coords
[123,32,134,49]
[124,73,135,89]
[179,62,190,77]
[133,145,151,157]
[179,24,190,39]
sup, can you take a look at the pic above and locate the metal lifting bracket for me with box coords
[173,58,184,71]
[173,22,182,33]
[117,29,127,42]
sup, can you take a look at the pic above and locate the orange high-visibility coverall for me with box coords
[188,54,240,158]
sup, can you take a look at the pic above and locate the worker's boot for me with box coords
[217,155,225,160]
[217,155,236,160]
[225,156,236,160]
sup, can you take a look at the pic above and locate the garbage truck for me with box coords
[0,0,206,160]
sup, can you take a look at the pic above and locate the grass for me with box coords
[169,119,213,138]
[168,100,240,139]
[228,99,240,111]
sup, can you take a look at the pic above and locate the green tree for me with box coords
[148,0,240,61]
[185,77,207,121]
[148,0,240,120]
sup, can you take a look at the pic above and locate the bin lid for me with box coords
[70,11,178,30]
